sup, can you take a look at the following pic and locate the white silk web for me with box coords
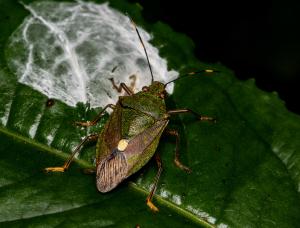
[6,1,178,108]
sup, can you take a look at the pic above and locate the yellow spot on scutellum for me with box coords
[205,69,214,73]
[117,139,129,151]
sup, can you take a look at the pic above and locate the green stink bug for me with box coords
[45,18,215,212]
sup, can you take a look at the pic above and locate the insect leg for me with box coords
[168,109,216,122]
[109,78,134,95]
[165,129,192,173]
[75,104,115,127]
[129,74,137,92]
[82,168,96,175]
[146,154,163,212]
[45,133,98,172]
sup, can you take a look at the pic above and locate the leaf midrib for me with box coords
[0,126,215,228]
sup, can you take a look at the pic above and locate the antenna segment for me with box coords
[129,17,154,83]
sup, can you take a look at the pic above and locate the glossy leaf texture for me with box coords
[1,0,300,227]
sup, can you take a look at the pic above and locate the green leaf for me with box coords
[1,0,300,227]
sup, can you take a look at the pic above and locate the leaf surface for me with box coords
[0,0,299,227]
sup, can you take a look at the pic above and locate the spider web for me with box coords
[6,1,178,108]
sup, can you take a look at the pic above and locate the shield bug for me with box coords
[45,18,216,212]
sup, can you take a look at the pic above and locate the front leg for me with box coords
[109,78,134,95]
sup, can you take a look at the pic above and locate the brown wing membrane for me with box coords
[125,119,168,157]
[124,119,169,175]
[96,152,128,193]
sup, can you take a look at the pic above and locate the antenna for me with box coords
[129,16,154,83]
[164,69,218,88]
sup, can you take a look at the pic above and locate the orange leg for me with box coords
[165,129,192,173]
[75,104,115,127]
[168,109,216,122]
[109,78,134,95]
[146,154,163,212]
[45,133,98,172]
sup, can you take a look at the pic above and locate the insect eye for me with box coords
[142,86,149,92]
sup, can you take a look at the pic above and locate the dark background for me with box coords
[130,0,300,114]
